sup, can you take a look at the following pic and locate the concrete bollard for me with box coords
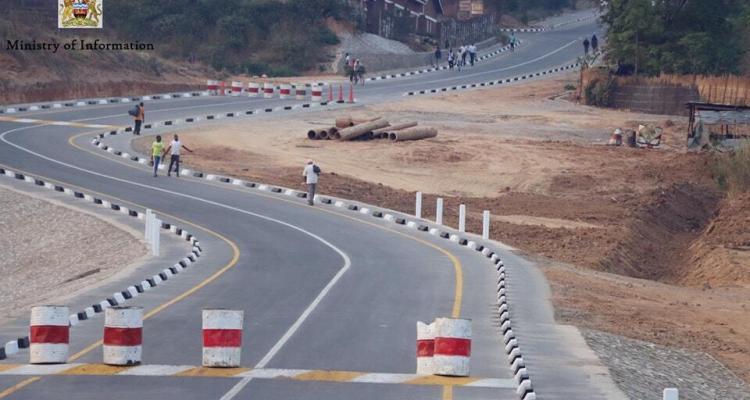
[103,307,143,365]
[459,204,466,233]
[416,321,435,375]
[279,83,291,99]
[663,388,679,400]
[436,198,443,225]
[151,218,161,256]
[231,81,243,96]
[202,309,243,367]
[294,84,306,100]
[415,192,422,219]
[29,305,70,364]
[311,85,323,101]
[482,210,490,240]
[263,82,274,98]
[433,317,471,376]
[207,80,218,95]
[246,82,259,97]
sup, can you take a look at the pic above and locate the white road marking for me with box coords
[1,125,353,400]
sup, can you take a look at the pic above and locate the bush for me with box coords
[713,142,750,194]
[584,76,617,107]
[564,83,577,91]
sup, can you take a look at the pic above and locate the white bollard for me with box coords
[311,85,322,101]
[202,309,244,367]
[432,317,471,377]
[246,82,259,97]
[263,82,274,98]
[151,218,161,256]
[459,204,466,233]
[29,305,70,364]
[482,210,490,240]
[663,388,679,400]
[145,209,153,243]
[103,307,143,365]
[415,192,422,219]
[416,321,435,375]
[436,198,443,225]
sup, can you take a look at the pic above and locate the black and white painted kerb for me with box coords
[404,61,581,97]
[0,91,210,115]
[92,134,536,399]
[0,167,203,361]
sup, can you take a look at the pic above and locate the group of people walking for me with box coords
[583,34,599,56]
[435,43,478,71]
[344,52,366,84]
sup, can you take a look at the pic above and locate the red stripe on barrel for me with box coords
[280,88,291,95]
[203,329,242,347]
[30,325,69,344]
[434,337,471,357]
[103,327,143,346]
[416,339,434,357]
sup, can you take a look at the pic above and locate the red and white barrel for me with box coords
[231,81,243,96]
[103,306,143,366]
[311,85,323,101]
[207,80,219,95]
[263,83,275,98]
[279,84,292,99]
[294,84,307,100]
[29,305,70,364]
[433,317,471,376]
[219,81,227,96]
[416,321,435,375]
[202,309,243,367]
[247,82,260,97]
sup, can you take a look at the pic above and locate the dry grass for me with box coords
[714,142,750,194]
[617,74,750,106]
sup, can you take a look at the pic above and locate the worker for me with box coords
[302,159,320,206]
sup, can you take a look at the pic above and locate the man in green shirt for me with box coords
[151,135,164,177]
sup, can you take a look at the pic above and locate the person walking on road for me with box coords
[434,46,442,68]
[163,134,193,177]
[469,43,477,66]
[132,102,144,135]
[591,34,599,53]
[151,135,164,177]
[303,160,320,206]
[459,45,467,70]
[447,49,455,69]
[583,37,590,56]
[510,33,517,52]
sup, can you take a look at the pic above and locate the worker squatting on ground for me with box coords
[303,160,321,206]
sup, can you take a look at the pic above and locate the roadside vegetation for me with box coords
[714,142,750,194]
[602,0,750,75]
[108,0,352,76]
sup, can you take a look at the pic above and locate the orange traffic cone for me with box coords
[338,84,344,103]
[348,84,354,103]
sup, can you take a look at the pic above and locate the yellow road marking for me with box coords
[0,158,241,397]
[442,384,454,400]
[406,375,479,386]
[176,367,251,377]
[69,131,464,317]
[292,370,365,382]
[0,366,20,373]
[0,115,121,129]
[0,377,40,398]
[58,364,130,375]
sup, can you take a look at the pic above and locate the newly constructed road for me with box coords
[0,12,619,400]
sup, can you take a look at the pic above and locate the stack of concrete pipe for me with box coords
[306,117,437,142]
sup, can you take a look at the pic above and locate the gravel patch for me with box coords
[338,32,416,55]
[0,185,147,322]
[582,329,750,400]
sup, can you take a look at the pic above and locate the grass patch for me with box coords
[713,141,750,194]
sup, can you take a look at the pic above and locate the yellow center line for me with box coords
[0,377,40,398]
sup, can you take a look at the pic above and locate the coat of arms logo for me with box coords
[58,0,103,29]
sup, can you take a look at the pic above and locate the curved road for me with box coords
[0,14,613,400]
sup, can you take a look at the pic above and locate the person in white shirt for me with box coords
[163,134,194,177]
[302,159,320,205]
[469,44,477,66]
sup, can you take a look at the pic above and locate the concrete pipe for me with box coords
[307,130,320,140]
[373,122,418,137]
[389,127,438,142]
[335,117,354,128]
[29,305,70,364]
[202,309,243,368]
[339,118,389,141]
[325,127,338,139]
[103,306,143,366]
[432,317,471,377]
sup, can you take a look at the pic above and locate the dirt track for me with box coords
[134,73,750,383]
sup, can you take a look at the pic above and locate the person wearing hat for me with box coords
[302,159,321,205]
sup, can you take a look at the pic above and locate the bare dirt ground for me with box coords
[134,73,750,383]
[0,184,147,324]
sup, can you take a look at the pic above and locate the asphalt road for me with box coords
[0,13,615,400]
